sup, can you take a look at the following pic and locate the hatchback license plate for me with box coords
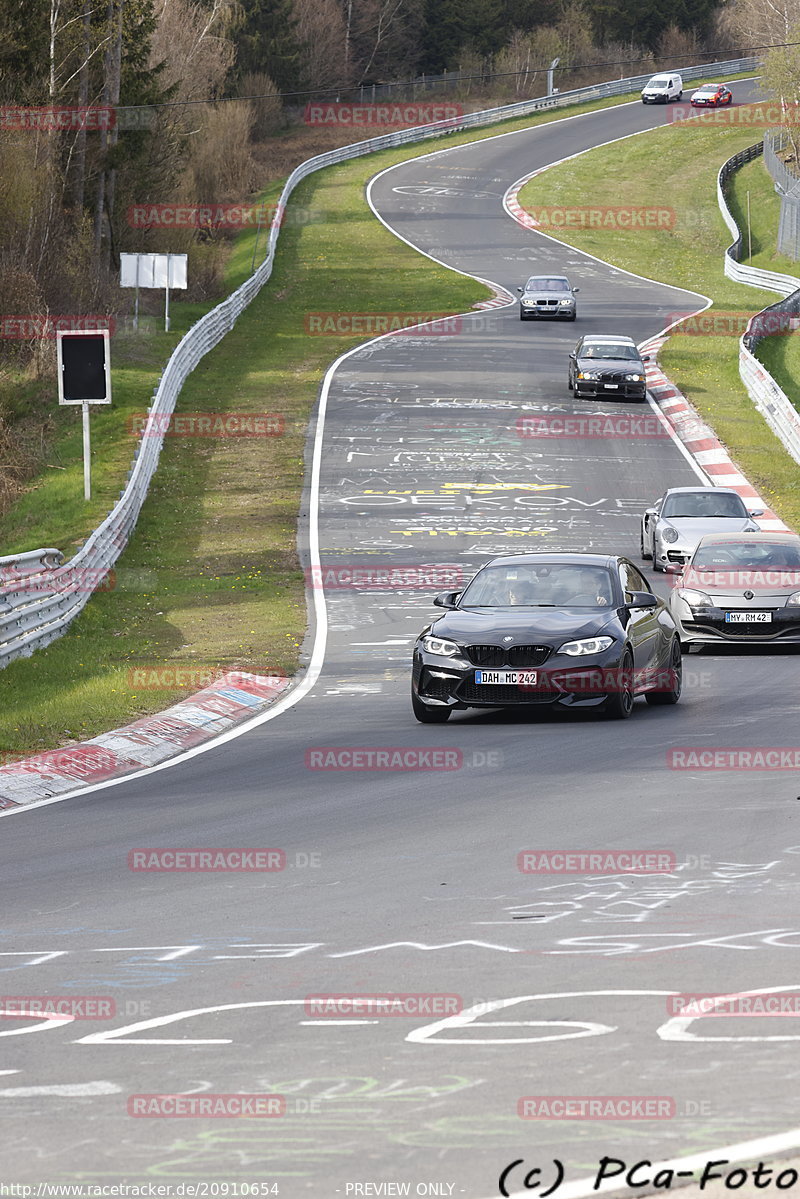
[603,383,619,389]
[475,670,538,685]
[725,611,772,623]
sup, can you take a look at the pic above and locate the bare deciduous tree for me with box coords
[151,0,234,102]
[292,0,349,91]
[761,28,800,158]
[716,0,800,45]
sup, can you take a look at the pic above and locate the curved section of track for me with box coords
[4,82,800,1195]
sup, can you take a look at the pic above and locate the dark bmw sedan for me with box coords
[568,334,648,400]
[411,553,682,722]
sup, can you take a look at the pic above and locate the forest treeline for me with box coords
[0,0,794,357]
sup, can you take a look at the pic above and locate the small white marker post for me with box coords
[56,329,112,501]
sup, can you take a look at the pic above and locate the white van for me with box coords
[641,74,682,104]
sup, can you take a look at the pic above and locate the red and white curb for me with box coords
[0,671,290,809]
[505,167,549,228]
[505,180,791,533]
[473,283,514,309]
[640,339,788,530]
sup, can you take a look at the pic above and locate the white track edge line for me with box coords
[0,88,758,817]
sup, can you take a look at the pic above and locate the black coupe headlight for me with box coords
[421,635,461,657]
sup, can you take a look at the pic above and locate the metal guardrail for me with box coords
[717,144,800,465]
[0,55,760,668]
[763,128,800,260]
[718,143,800,295]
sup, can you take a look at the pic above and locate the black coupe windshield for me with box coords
[662,492,747,519]
[460,564,614,607]
[580,343,640,360]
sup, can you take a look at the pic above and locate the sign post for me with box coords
[56,329,112,500]
[120,252,188,332]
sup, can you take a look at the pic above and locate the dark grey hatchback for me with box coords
[411,553,681,722]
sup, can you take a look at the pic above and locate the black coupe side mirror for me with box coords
[628,590,659,608]
[433,591,461,609]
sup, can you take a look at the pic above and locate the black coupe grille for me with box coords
[458,682,559,705]
[465,644,552,667]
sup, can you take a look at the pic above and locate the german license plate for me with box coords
[603,383,619,389]
[725,611,772,623]
[475,670,537,685]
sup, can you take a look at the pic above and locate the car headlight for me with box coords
[661,527,679,544]
[785,592,800,607]
[625,373,643,382]
[421,634,461,657]
[558,636,615,656]
[522,299,535,306]
[677,588,712,607]
[559,298,574,306]
[577,371,599,380]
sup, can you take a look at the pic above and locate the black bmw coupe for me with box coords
[411,553,682,722]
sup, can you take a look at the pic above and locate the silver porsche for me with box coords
[641,486,762,572]
[669,532,800,648]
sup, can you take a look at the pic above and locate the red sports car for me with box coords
[690,84,733,107]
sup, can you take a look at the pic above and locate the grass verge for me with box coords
[0,72,762,758]
[517,120,800,530]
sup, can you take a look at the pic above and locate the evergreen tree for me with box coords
[231,0,305,95]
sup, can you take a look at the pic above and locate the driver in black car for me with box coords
[508,580,536,606]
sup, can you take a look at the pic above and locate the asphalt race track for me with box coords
[4,80,800,1196]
